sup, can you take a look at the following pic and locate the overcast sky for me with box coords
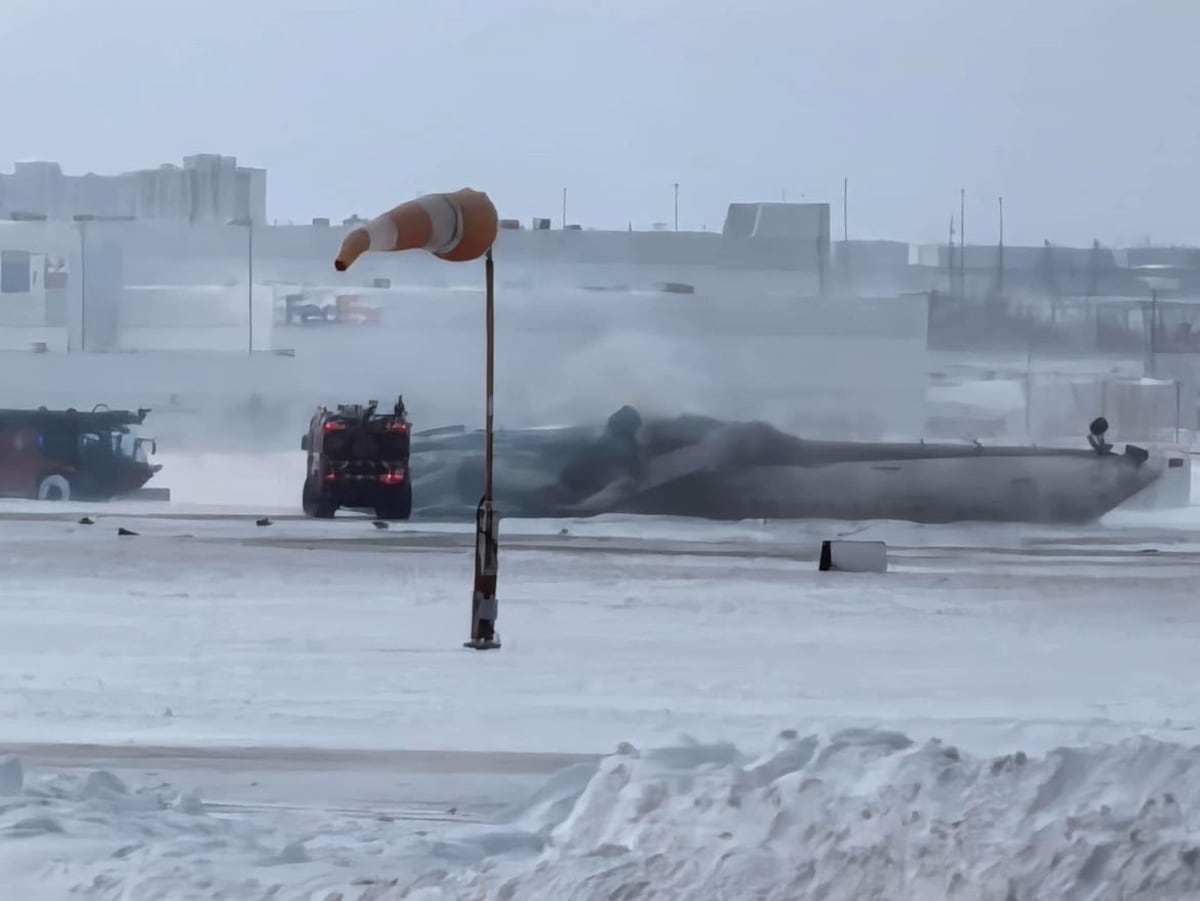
[2,0,1195,247]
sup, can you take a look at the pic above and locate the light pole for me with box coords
[959,188,966,299]
[842,177,850,283]
[229,217,254,353]
[997,196,1005,298]
[72,213,134,353]
[72,214,92,353]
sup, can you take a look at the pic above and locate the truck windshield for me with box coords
[115,433,150,462]
[80,431,150,463]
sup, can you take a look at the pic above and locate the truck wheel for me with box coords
[37,474,72,501]
[302,478,337,518]
[376,484,413,521]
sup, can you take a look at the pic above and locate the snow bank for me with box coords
[399,729,1200,901]
[0,753,497,900]
[7,730,1200,899]
[0,757,234,899]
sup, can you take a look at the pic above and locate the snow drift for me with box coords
[398,728,1200,901]
[8,729,1200,900]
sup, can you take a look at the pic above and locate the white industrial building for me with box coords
[0,154,266,224]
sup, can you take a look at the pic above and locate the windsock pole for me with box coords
[331,188,503,651]
[465,248,500,650]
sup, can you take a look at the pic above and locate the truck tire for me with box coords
[37,474,72,501]
[376,483,413,521]
[302,478,337,519]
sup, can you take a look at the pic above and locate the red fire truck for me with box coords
[0,405,162,501]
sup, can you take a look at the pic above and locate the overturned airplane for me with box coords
[408,408,1167,525]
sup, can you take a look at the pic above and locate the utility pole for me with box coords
[947,215,955,295]
[842,177,850,282]
[71,213,135,353]
[247,221,254,353]
[997,196,1005,297]
[75,216,89,353]
[230,217,255,352]
[673,183,679,231]
[1149,289,1159,379]
[1087,238,1101,298]
[562,188,567,230]
[959,188,966,299]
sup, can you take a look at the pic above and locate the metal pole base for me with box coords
[464,495,500,651]
[463,636,502,651]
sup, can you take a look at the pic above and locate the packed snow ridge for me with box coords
[395,729,1200,901]
[6,728,1200,900]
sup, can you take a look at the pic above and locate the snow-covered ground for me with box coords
[3,470,1200,898]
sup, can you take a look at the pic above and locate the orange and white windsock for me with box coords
[335,188,499,271]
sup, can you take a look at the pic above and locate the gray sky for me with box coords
[2,0,1196,246]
